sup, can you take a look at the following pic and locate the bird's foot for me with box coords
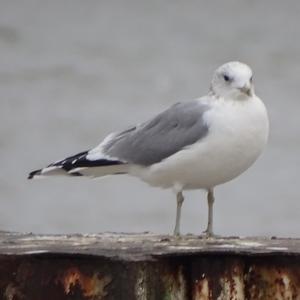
[173,232,184,240]
[173,228,180,236]
[201,230,221,239]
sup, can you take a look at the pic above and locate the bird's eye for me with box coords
[250,76,253,83]
[223,74,231,82]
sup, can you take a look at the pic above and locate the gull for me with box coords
[28,61,269,237]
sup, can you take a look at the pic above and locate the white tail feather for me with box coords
[69,164,129,177]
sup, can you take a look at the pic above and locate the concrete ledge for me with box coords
[0,232,300,299]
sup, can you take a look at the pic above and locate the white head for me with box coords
[210,61,254,100]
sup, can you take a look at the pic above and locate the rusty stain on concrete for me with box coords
[57,267,111,299]
[162,266,186,300]
[193,275,211,300]
[135,265,148,300]
[245,264,300,300]
[4,283,24,300]
[217,264,244,300]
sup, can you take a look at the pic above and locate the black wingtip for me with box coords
[28,169,41,179]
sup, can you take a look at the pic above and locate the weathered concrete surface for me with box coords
[0,232,300,299]
[1,231,300,259]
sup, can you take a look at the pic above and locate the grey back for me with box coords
[103,100,210,166]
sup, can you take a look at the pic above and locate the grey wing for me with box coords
[103,100,210,166]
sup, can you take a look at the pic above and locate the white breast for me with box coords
[130,96,269,190]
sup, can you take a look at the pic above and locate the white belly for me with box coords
[130,97,269,190]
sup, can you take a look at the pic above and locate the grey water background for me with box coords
[1,0,299,237]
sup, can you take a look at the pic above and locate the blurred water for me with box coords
[0,0,299,237]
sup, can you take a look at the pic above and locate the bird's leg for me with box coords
[173,191,184,236]
[203,188,215,237]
